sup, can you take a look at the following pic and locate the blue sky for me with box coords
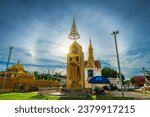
[0,0,150,79]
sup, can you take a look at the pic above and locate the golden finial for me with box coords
[68,18,80,40]
[90,38,91,45]
[17,60,20,65]
[89,38,93,49]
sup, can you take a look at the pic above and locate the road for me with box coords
[111,90,150,100]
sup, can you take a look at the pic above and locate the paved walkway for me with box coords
[111,91,150,100]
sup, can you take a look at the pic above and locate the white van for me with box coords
[117,85,124,91]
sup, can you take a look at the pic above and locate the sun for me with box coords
[60,46,69,55]
[55,37,73,56]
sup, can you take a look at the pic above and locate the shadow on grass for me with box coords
[30,95,48,100]
[95,95,138,100]
[30,94,94,100]
[30,94,138,100]
[57,95,94,100]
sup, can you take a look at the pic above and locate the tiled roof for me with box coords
[84,60,101,68]
[133,76,145,84]
[95,60,101,68]
[133,76,145,79]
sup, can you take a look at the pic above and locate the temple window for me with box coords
[88,69,94,77]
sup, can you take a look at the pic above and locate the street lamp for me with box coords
[1,46,14,93]
[111,31,124,98]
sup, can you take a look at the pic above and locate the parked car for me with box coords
[127,86,135,91]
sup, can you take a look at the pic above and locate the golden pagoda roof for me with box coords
[10,61,26,72]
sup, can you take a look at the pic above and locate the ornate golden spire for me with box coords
[68,18,80,40]
[85,38,96,68]
[89,38,93,49]
[88,38,94,62]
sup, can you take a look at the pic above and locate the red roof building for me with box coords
[133,76,145,87]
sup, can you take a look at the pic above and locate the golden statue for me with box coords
[68,54,80,82]
[67,19,85,89]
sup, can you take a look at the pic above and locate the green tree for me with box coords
[33,71,41,80]
[102,67,125,81]
[102,67,117,78]
[124,80,131,84]
[130,78,136,84]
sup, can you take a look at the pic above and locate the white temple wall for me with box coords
[84,68,101,88]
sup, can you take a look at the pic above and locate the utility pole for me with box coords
[142,67,149,86]
[142,67,146,76]
[1,46,14,93]
[111,31,124,98]
[52,68,55,76]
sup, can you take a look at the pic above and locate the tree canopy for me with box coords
[33,71,66,80]
[101,67,125,80]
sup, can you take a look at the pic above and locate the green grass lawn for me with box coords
[139,92,150,96]
[0,92,137,100]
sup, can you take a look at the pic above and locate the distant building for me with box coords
[132,76,145,88]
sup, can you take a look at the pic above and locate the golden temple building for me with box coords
[84,39,101,88]
[0,61,60,92]
[0,61,35,92]
[7,61,34,80]
[67,19,85,88]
